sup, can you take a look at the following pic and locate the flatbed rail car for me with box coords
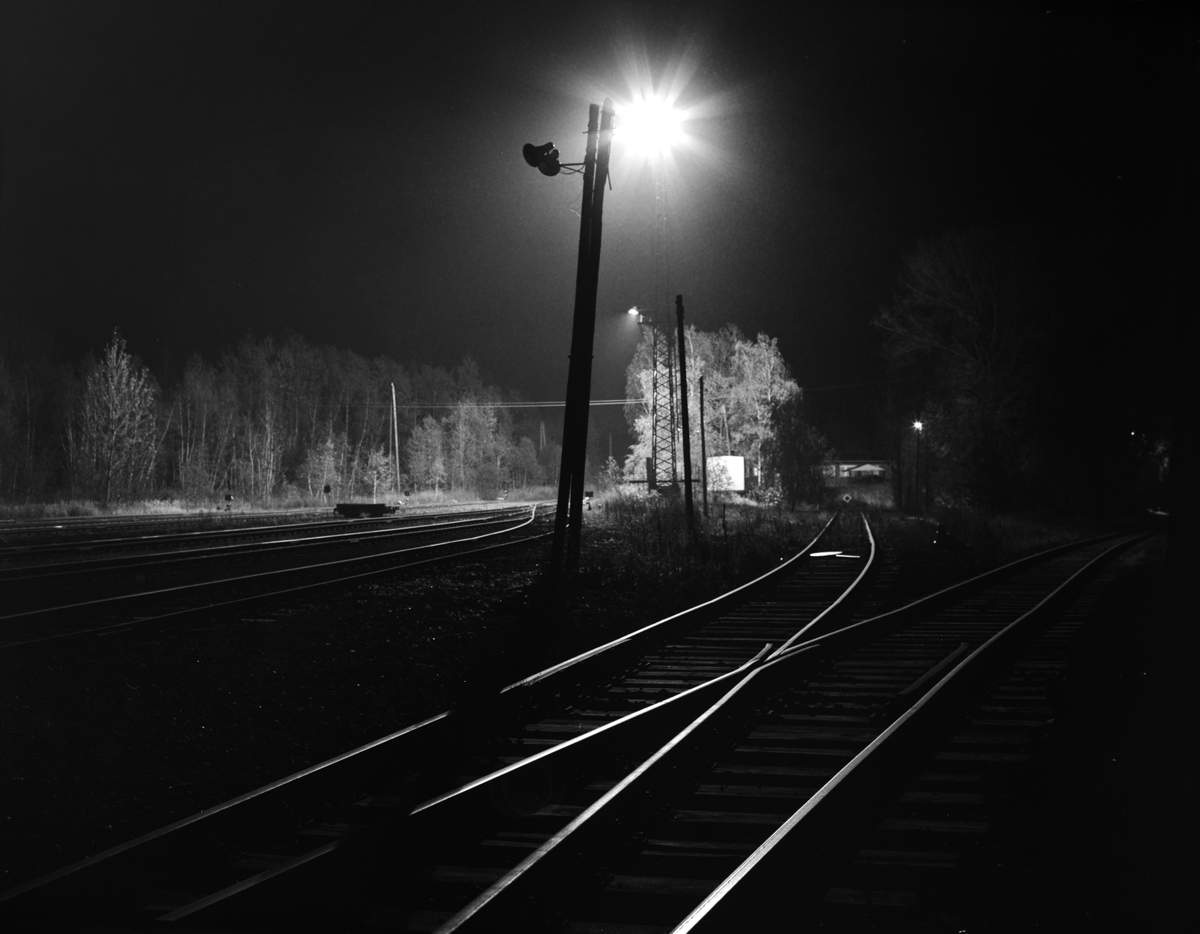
[333,503,400,518]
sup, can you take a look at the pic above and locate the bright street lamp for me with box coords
[615,95,685,160]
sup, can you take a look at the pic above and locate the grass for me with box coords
[0,499,202,520]
[931,508,1103,558]
[578,489,834,610]
[861,504,1104,566]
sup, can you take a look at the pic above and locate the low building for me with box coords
[822,460,890,481]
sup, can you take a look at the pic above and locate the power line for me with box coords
[297,399,648,410]
[282,380,913,413]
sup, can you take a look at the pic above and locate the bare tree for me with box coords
[70,330,159,505]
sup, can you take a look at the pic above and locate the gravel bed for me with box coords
[2,516,1137,907]
[1,530,780,893]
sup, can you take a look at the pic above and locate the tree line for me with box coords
[875,225,1169,516]
[0,331,562,505]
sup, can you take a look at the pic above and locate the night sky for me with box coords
[0,2,1192,456]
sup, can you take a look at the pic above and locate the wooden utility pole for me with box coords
[550,99,615,575]
[391,382,400,500]
[700,374,709,518]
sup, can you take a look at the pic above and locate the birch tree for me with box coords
[71,330,159,505]
[407,415,447,492]
[624,324,798,488]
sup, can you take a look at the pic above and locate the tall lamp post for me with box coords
[524,99,615,576]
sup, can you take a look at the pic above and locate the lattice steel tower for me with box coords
[647,169,677,489]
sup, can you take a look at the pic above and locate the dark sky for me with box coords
[0,2,1193,454]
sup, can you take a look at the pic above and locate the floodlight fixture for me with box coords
[616,94,684,159]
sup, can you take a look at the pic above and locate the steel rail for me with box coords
[0,506,534,581]
[0,505,542,624]
[671,532,1147,932]
[0,510,861,925]
[0,508,331,552]
[501,510,846,693]
[398,533,1138,932]
[768,528,1127,664]
[0,502,540,562]
[156,646,784,922]
[0,506,325,532]
[0,506,550,656]
[125,515,875,926]
[0,499,515,539]
[434,643,823,934]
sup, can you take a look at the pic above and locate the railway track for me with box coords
[0,520,1147,931]
[805,555,1123,931]
[415,533,1141,934]
[0,510,871,927]
[0,504,551,655]
[0,502,532,567]
[0,500,511,544]
[0,506,331,547]
[178,532,1141,930]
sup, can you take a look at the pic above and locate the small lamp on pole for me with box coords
[912,420,924,513]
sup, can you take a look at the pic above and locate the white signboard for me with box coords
[707,456,745,492]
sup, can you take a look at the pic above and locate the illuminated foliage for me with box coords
[624,324,799,489]
[69,330,160,505]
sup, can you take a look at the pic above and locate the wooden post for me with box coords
[550,104,599,575]
[391,382,400,501]
[700,375,709,518]
[550,99,615,575]
[566,100,615,569]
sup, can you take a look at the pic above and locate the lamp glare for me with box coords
[617,96,683,158]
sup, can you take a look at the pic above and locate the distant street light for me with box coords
[913,420,924,512]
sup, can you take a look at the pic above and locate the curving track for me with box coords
[0,511,873,928]
[0,519,1147,931]
[412,533,1144,934]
